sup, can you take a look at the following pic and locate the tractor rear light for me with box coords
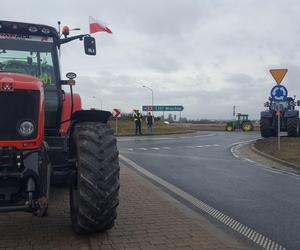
[28,26,38,33]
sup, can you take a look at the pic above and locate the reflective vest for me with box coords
[134,113,142,122]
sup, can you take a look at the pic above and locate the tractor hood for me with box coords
[0,72,45,150]
[0,72,43,92]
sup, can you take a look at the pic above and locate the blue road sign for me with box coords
[270,85,288,101]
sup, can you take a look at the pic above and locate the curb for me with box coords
[250,142,300,170]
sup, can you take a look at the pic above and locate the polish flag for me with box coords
[89,16,112,34]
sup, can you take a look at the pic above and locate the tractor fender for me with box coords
[284,110,299,118]
[260,111,273,118]
[68,110,112,160]
[71,110,111,124]
[69,110,112,138]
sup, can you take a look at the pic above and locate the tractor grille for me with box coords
[0,90,39,140]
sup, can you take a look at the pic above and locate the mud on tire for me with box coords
[70,122,120,234]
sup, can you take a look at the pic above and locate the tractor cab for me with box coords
[265,97,296,112]
[237,113,249,122]
[0,21,96,135]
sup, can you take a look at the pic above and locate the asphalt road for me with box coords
[118,131,300,250]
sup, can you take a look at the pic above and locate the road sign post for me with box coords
[275,103,281,151]
[277,111,280,151]
[269,69,289,151]
[113,109,121,135]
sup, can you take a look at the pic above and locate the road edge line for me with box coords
[119,154,286,250]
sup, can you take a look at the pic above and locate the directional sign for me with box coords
[271,85,288,101]
[113,108,121,118]
[270,69,288,84]
[142,105,184,112]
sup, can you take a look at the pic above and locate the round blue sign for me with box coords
[270,85,288,101]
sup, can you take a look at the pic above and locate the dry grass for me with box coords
[108,120,194,136]
[174,123,227,131]
[255,137,300,167]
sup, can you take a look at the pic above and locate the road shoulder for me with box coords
[91,162,252,250]
[234,142,300,175]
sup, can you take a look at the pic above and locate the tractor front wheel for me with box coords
[242,121,253,132]
[225,124,234,132]
[70,122,120,234]
[287,116,299,137]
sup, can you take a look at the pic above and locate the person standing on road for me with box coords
[146,112,154,134]
[133,110,142,135]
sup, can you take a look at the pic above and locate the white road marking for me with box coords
[137,148,147,151]
[228,138,259,148]
[124,144,221,151]
[230,142,300,180]
[120,154,286,250]
[193,133,216,138]
[151,147,160,150]
[118,133,216,142]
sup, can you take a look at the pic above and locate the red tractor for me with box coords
[0,20,119,233]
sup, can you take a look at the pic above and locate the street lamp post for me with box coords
[142,85,154,115]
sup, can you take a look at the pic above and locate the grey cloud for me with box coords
[1,1,300,119]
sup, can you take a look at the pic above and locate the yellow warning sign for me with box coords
[269,69,288,84]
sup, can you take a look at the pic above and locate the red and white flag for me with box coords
[89,16,112,34]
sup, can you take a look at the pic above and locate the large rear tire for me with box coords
[260,118,272,138]
[242,121,253,132]
[70,122,120,234]
[287,116,299,137]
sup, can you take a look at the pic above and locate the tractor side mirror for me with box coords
[84,36,96,55]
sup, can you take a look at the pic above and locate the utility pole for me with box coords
[142,85,154,116]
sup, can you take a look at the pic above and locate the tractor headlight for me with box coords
[41,27,50,34]
[18,121,35,137]
[28,26,38,33]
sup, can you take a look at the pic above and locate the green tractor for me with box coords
[225,113,254,132]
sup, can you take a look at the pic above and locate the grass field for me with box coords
[255,137,300,168]
[108,120,259,136]
[108,120,194,136]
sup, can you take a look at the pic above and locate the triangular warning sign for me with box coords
[269,69,288,84]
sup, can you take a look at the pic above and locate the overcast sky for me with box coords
[1,0,300,119]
